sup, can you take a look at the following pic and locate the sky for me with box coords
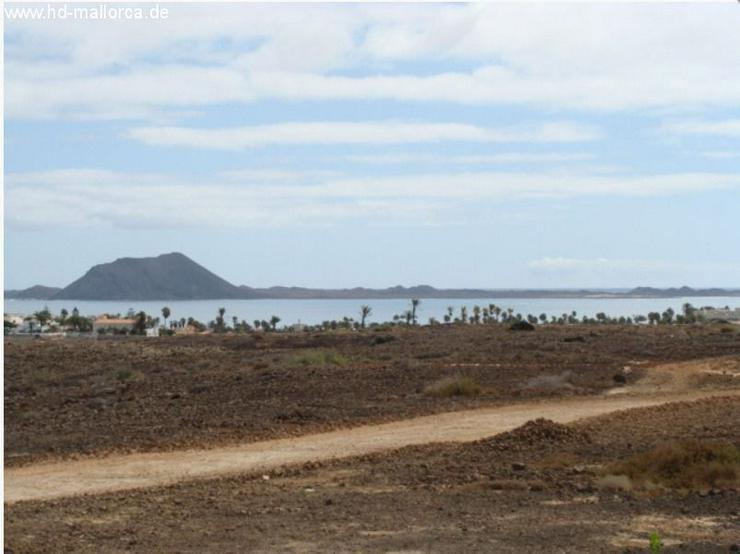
[4,2,740,290]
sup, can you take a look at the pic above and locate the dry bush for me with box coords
[595,474,633,491]
[423,376,482,398]
[610,440,740,490]
[288,350,348,367]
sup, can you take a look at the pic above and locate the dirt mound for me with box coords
[477,418,591,452]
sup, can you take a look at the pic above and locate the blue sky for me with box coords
[4,3,740,289]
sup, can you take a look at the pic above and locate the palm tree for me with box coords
[410,298,420,325]
[661,308,675,324]
[270,315,281,331]
[133,311,147,335]
[60,308,69,324]
[360,305,372,329]
[215,307,226,332]
[472,305,481,324]
[232,316,239,330]
[403,310,413,325]
[34,306,52,327]
[161,306,171,328]
[460,306,468,323]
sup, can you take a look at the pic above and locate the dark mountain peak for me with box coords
[53,253,242,301]
[4,285,62,300]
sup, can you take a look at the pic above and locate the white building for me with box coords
[699,307,740,322]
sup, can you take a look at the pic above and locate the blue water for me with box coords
[5,297,738,326]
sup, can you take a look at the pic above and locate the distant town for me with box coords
[5,302,740,338]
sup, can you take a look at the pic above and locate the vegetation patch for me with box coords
[115,369,141,382]
[609,440,740,490]
[423,376,483,397]
[288,350,349,367]
[509,320,535,331]
[371,335,396,346]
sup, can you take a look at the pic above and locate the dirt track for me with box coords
[7,325,740,467]
[7,388,736,504]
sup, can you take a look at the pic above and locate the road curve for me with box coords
[7,390,737,504]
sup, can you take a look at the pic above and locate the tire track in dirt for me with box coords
[6,389,738,504]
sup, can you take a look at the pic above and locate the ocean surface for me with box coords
[5,297,739,326]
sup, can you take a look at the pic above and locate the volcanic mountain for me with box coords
[5,252,740,300]
[53,252,243,300]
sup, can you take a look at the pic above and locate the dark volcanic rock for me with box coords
[53,252,243,300]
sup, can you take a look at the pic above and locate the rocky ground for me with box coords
[5,397,739,553]
[5,324,740,465]
[4,325,740,552]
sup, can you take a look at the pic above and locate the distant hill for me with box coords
[238,285,611,300]
[5,253,740,301]
[627,286,738,298]
[4,285,62,300]
[53,252,243,300]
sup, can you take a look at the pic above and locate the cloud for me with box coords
[343,152,594,164]
[6,168,740,230]
[127,121,600,150]
[528,257,740,280]
[662,119,740,138]
[700,151,740,160]
[6,4,740,120]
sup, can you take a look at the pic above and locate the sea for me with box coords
[5,296,739,326]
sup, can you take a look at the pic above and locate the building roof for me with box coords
[93,317,136,325]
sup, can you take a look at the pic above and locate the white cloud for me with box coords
[344,152,593,164]
[6,4,740,119]
[126,121,599,150]
[663,119,740,138]
[700,151,740,160]
[528,257,740,279]
[6,168,740,230]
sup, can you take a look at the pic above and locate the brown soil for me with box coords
[4,325,740,553]
[5,396,739,553]
[5,324,740,466]
[9,391,730,504]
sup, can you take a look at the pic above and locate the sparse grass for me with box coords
[116,369,141,382]
[288,350,349,367]
[423,376,483,398]
[609,440,740,490]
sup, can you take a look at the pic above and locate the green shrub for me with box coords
[423,376,482,398]
[116,369,136,382]
[509,320,535,331]
[288,350,349,367]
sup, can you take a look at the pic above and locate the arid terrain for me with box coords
[4,324,740,552]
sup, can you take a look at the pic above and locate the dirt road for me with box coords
[7,389,737,504]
